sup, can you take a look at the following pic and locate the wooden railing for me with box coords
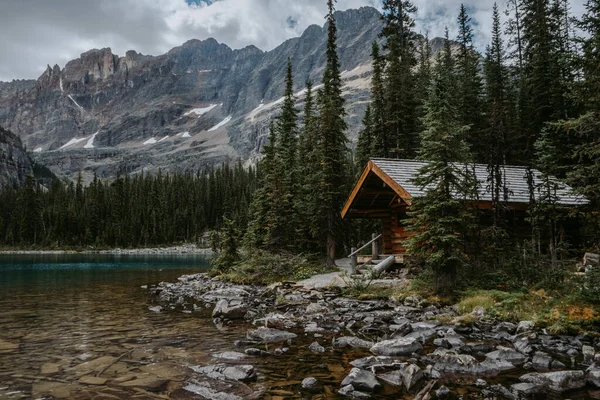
[348,233,381,273]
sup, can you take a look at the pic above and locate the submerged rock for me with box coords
[341,367,381,392]
[338,384,371,398]
[302,377,318,390]
[246,326,297,344]
[370,337,422,356]
[212,299,248,320]
[334,336,374,350]
[519,370,586,392]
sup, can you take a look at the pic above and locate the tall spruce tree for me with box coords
[356,104,374,171]
[484,3,513,223]
[369,41,388,157]
[381,0,419,158]
[296,81,322,252]
[274,58,299,248]
[456,4,485,161]
[317,0,349,266]
[407,33,473,296]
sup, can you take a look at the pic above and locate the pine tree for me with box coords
[356,104,374,170]
[381,0,419,158]
[274,57,299,248]
[415,33,433,134]
[296,81,321,252]
[484,3,513,222]
[456,4,485,161]
[369,41,388,157]
[406,33,473,296]
[317,0,349,266]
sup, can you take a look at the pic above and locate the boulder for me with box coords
[212,299,248,320]
[494,322,518,334]
[516,321,535,334]
[401,364,424,391]
[532,352,552,371]
[350,356,397,370]
[305,302,329,315]
[583,345,596,365]
[485,346,527,367]
[510,382,542,397]
[584,252,599,267]
[436,385,451,397]
[433,352,514,377]
[211,351,248,361]
[338,384,371,399]
[341,368,381,392]
[519,370,586,392]
[370,337,423,357]
[246,327,297,344]
[334,336,375,350]
[588,368,600,388]
[191,365,256,381]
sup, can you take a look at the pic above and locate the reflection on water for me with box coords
[0,254,365,399]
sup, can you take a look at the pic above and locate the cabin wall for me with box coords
[382,211,412,255]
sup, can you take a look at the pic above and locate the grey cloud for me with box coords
[0,0,586,82]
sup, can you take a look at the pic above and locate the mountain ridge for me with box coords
[0,7,383,181]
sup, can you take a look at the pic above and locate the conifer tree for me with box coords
[381,0,419,158]
[406,33,472,296]
[274,58,299,248]
[296,81,322,252]
[369,42,388,157]
[456,4,485,161]
[415,33,432,133]
[484,3,513,222]
[356,104,374,170]
[317,0,349,266]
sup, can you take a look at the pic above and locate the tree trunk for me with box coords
[326,233,336,267]
[434,259,458,296]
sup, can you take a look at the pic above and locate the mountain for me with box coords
[0,7,383,181]
[0,126,32,190]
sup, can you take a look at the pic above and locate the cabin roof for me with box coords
[341,158,588,219]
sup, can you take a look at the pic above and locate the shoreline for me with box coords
[0,243,213,255]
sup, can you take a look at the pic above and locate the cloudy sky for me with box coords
[0,0,586,82]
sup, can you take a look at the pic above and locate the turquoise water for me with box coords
[0,253,211,292]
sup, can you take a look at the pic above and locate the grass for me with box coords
[217,249,334,286]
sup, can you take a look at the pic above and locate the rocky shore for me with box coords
[0,244,212,255]
[150,273,600,399]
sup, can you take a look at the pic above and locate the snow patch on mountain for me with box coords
[208,116,232,131]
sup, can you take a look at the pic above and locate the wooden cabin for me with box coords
[341,158,588,258]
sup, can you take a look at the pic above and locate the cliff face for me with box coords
[0,7,384,180]
[0,126,32,190]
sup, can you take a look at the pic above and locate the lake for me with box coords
[0,253,359,399]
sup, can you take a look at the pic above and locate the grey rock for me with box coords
[0,127,33,190]
[513,337,534,355]
[338,384,371,399]
[190,364,256,381]
[433,352,515,377]
[334,336,375,350]
[212,299,248,320]
[341,367,381,392]
[516,321,535,334]
[510,382,542,396]
[309,341,325,353]
[350,356,396,370]
[305,302,329,315]
[246,326,297,344]
[494,322,518,334]
[401,364,424,391]
[404,329,437,343]
[588,367,600,388]
[532,351,552,371]
[301,377,318,390]
[370,337,423,356]
[244,348,269,356]
[403,294,425,307]
[519,370,586,392]
[475,378,488,387]
[485,346,527,367]
[435,385,451,397]
[583,345,596,365]
[211,351,248,361]
[2,8,387,181]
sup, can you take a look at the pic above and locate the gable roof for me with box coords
[341,158,588,219]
